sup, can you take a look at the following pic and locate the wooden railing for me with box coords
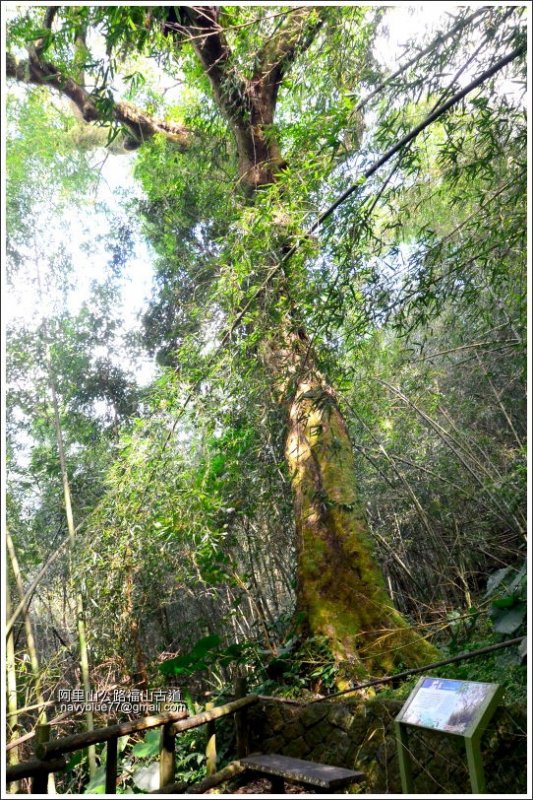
[6,686,258,794]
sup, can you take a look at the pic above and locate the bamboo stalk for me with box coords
[205,703,217,776]
[7,530,57,792]
[31,252,98,777]
[6,700,56,718]
[353,8,486,113]
[7,529,47,725]
[6,589,20,792]
[376,379,524,533]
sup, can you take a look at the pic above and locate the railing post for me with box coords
[32,724,50,794]
[205,703,217,776]
[159,722,175,788]
[105,736,118,794]
[234,677,249,758]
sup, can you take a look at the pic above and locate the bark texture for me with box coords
[6,52,190,151]
[263,318,438,673]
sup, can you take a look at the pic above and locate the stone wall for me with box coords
[248,697,527,794]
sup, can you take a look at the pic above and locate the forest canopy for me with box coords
[3,3,528,795]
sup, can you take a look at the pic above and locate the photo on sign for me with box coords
[401,678,492,735]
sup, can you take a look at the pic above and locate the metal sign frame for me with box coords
[394,676,503,793]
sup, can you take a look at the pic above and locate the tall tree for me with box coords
[6,4,525,674]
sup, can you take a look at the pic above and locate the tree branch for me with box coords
[255,7,325,106]
[178,6,250,128]
[6,51,191,150]
[178,5,278,186]
[34,5,60,57]
[43,5,59,29]
[177,6,322,187]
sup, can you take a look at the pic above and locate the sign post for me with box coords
[394,676,502,793]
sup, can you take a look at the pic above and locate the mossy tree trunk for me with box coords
[263,317,438,674]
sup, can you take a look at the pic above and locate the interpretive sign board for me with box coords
[394,676,502,793]
[397,676,500,736]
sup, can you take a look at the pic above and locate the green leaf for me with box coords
[485,567,513,597]
[66,749,84,771]
[190,634,221,657]
[492,603,526,634]
[158,635,221,675]
[508,562,527,596]
[131,729,160,759]
[492,596,517,609]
